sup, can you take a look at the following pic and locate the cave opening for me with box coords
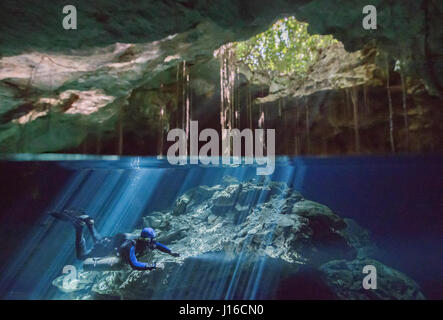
[56,21,443,156]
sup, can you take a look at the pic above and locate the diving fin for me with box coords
[50,211,73,221]
[50,209,91,227]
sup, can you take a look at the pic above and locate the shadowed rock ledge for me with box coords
[52,176,425,300]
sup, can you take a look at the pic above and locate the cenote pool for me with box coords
[0,154,441,299]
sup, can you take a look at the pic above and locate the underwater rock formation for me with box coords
[52,177,424,300]
[320,258,425,300]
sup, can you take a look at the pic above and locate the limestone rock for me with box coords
[52,176,425,300]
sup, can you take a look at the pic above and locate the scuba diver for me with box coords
[51,209,180,271]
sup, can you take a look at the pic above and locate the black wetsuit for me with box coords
[75,224,173,270]
[117,233,173,270]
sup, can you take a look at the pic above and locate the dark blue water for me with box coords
[0,155,442,299]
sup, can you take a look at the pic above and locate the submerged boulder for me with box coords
[319,258,425,300]
[52,176,424,300]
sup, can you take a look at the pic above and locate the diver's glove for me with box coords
[145,263,156,270]
[170,252,180,257]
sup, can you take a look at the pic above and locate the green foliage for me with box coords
[235,17,337,77]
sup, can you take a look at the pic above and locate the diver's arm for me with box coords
[155,242,180,257]
[129,246,156,270]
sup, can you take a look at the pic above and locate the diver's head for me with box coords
[135,227,156,253]
[141,227,156,241]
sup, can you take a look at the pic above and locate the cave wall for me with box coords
[0,0,441,155]
[1,0,441,92]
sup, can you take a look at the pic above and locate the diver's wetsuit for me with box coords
[117,234,173,270]
[74,221,108,260]
[75,224,173,270]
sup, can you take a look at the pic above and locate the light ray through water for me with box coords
[0,157,307,299]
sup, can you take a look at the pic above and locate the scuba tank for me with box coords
[81,233,129,272]
[82,256,123,271]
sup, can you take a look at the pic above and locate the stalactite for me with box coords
[363,84,369,115]
[175,63,180,129]
[158,107,165,156]
[216,44,236,132]
[400,66,409,151]
[219,48,225,130]
[385,57,396,153]
[350,86,361,153]
[294,136,298,155]
[305,97,311,154]
[190,81,193,126]
[182,61,186,132]
[96,132,102,155]
[185,73,190,139]
[248,84,252,129]
[174,61,192,156]
[236,69,240,128]
[257,87,265,129]
[322,137,327,154]
[258,107,263,129]
[345,88,350,120]
[231,48,235,129]
[117,117,123,155]
[82,123,88,154]
[157,83,166,157]
[295,102,299,155]
[46,73,53,140]
[225,48,230,130]
[422,0,443,98]
[246,83,249,129]
[258,109,264,129]
[231,51,236,129]
[22,123,28,153]
[215,44,240,156]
